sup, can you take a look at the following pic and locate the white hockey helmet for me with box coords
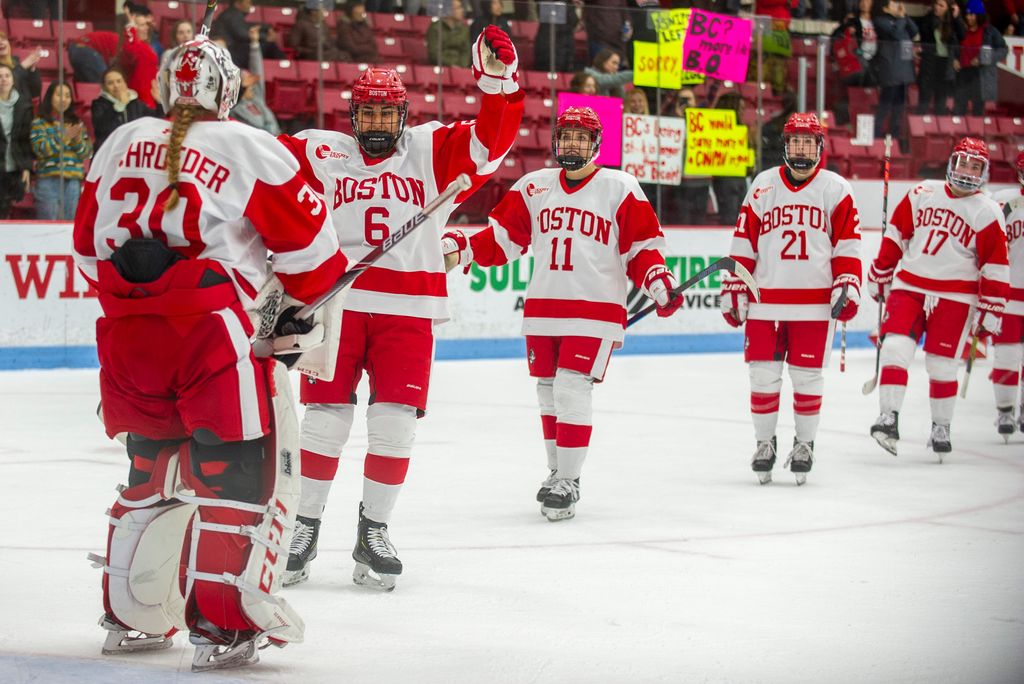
[158,36,240,120]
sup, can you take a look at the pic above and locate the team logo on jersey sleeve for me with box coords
[525,183,549,197]
[913,184,934,195]
[752,185,773,200]
[314,144,350,161]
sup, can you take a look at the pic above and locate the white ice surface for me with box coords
[0,349,1022,684]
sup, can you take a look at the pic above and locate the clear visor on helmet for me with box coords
[553,126,599,171]
[946,151,988,192]
[350,101,408,156]
[783,133,822,172]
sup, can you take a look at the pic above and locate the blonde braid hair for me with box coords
[163,104,203,211]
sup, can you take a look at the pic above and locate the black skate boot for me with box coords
[536,469,558,503]
[751,436,777,484]
[995,407,1016,444]
[99,614,173,655]
[352,503,402,591]
[871,410,899,456]
[282,515,319,587]
[927,422,952,461]
[785,439,814,486]
[541,477,580,521]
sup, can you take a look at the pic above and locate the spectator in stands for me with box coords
[623,87,648,115]
[31,82,91,221]
[91,67,159,151]
[583,0,632,65]
[990,0,1024,34]
[915,0,963,115]
[568,71,597,95]
[0,33,43,100]
[427,0,471,68]
[159,19,196,72]
[290,1,344,62]
[710,91,750,228]
[364,0,396,12]
[0,63,33,220]
[211,0,256,69]
[953,0,1008,115]
[232,27,281,136]
[534,0,582,73]
[260,25,288,60]
[830,0,879,124]
[584,49,633,99]
[670,88,710,226]
[871,0,918,149]
[471,0,512,44]
[69,31,118,84]
[118,7,160,109]
[336,1,379,64]
[125,2,163,59]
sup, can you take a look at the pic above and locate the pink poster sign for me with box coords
[681,9,752,83]
[556,92,623,167]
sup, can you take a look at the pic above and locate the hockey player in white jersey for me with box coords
[720,112,862,485]
[73,37,348,671]
[868,137,1009,459]
[442,106,683,521]
[278,26,524,589]
[989,151,1024,441]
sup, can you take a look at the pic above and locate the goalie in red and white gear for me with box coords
[722,112,862,485]
[74,36,348,672]
[989,151,1024,441]
[868,137,1009,458]
[442,106,681,521]
[277,26,523,589]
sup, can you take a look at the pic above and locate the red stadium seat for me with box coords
[373,13,416,36]
[523,97,555,124]
[296,60,334,83]
[75,81,102,106]
[268,81,311,120]
[8,18,52,45]
[336,62,370,86]
[509,20,538,41]
[263,59,299,84]
[407,91,441,121]
[996,116,1024,139]
[411,64,451,91]
[410,15,435,34]
[402,37,429,65]
[378,36,405,61]
[263,5,299,26]
[445,94,480,120]
[448,66,476,93]
[57,20,93,42]
[936,115,968,137]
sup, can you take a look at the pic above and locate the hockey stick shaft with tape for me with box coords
[627,257,759,328]
[862,134,892,394]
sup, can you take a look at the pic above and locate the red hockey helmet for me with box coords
[551,106,602,171]
[947,137,989,193]
[350,68,409,156]
[1014,150,1024,184]
[782,112,825,172]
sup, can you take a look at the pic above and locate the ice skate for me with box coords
[352,504,402,591]
[282,515,320,587]
[927,422,952,461]
[995,408,1016,443]
[870,411,899,456]
[536,469,558,504]
[751,437,777,484]
[541,478,580,521]
[784,439,814,486]
[99,614,173,655]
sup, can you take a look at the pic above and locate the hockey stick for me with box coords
[862,134,893,394]
[295,173,472,318]
[959,333,980,398]
[626,257,759,328]
[831,283,848,373]
[199,0,218,37]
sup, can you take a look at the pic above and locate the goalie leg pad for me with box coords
[179,360,304,645]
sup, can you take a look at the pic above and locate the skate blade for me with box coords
[1003,434,1012,444]
[282,565,311,587]
[352,562,397,592]
[755,471,772,485]
[191,640,259,673]
[871,431,898,457]
[541,504,575,521]
[794,473,807,486]
[101,631,173,655]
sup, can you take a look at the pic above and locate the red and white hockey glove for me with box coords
[867,261,893,303]
[472,25,519,95]
[441,229,473,273]
[720,275,749,328]
[642,265,682,318]
[972,298,1003,338]
[830,274,860,322]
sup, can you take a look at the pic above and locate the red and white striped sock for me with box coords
[541,413,557,471]
[793,393,822,443]
[555,422,592,480]
[298,449,340,519]
[750,391,780,442]
[362,453,410,523]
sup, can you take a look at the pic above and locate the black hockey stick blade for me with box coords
[830,283,849,320]
[296,173,472,318]
[626,257,758,328]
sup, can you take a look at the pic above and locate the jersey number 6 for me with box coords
[364,207,390,246]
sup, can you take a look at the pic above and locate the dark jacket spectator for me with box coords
[470,0,513,44]
[289,7,343,61]
[582,0,632,64]
[211,0,255,69]
[534,0,580,73]
[426,2,471,68]
[0,63,33,219]
[91,68,159,151]
[870,0,918,144]
[68,31,118,84]
[914,0,964,114]
[952,2,1008,115]
[336,2,378,63]
[0,32,42,99]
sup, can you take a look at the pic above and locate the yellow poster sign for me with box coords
[684,108,755,177]
[633,41,683,90]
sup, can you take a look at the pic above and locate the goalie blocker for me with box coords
[91,360,304,671]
